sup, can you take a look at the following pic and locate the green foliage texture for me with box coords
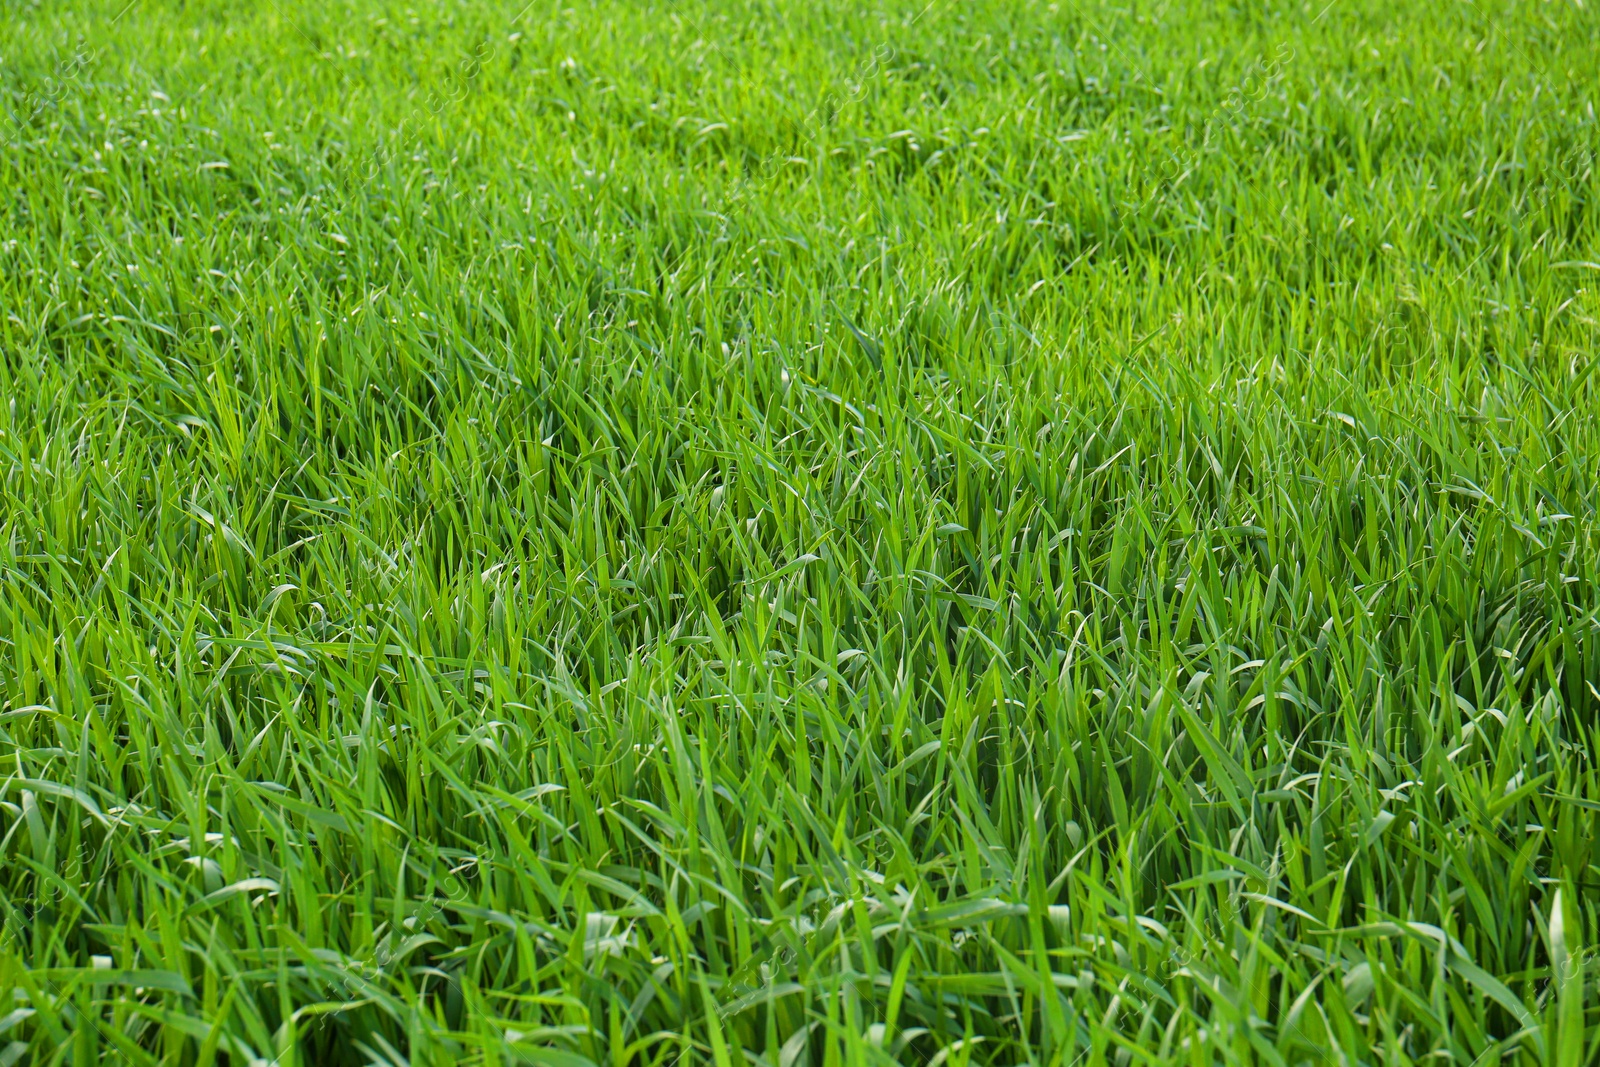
[1,0,1599,1063]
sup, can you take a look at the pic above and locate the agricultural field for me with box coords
[2,0,1599,1062]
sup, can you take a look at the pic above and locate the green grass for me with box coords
[2,0,1599,1062]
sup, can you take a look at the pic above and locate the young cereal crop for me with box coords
[1,0,1598,1063]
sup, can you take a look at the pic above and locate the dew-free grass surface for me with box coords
[2,0,1600,1063]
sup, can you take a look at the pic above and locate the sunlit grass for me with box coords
[1,0,1598,1063]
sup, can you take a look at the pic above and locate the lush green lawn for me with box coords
[2,0,1599,1062]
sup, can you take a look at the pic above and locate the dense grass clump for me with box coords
[2,0,1600,1062]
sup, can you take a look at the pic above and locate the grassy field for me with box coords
[2,0,1599,1062]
